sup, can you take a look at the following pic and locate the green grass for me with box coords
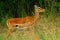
[0,15,60,40]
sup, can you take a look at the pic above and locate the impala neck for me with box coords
[35,11,39,18]
[34,10,40,22]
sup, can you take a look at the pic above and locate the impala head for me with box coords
[34,5,45,13]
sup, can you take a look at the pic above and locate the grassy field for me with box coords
[0,15,60,40]
[0,0,60,40]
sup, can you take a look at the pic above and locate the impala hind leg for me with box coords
[6,27,14,38]
[29,27,39,40]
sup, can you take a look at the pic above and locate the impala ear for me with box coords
[34,5,38,8]
[34,5,41,9]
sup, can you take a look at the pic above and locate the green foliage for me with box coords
[0,0,60,27]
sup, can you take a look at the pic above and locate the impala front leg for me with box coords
[6,27,14,38]
[29,27,39,40]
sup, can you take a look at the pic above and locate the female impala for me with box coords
[6,5,45,40]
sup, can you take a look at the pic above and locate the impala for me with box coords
[6,5,45,40]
